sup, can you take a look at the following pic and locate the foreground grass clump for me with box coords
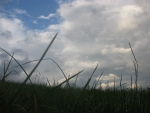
[0,80,150,113]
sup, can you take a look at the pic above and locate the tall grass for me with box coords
[0,34,150,113]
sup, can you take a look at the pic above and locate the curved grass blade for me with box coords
[2,52,14,82]
[0,49,32,81]
[15,58,71,89]
[4,70,20,79]
[129,42,139,91]
[0,48,38,112]
[73,75,78,86]
[14,58,53,67]
[46,77,51,86]
[92,71,104,89]
[38,70,83,100]
[50,58,71,88]
[72,64,98,113]
[21,57,81,106]
[5,53,14,73]
[1,32,58,112]
[15,58,67,81]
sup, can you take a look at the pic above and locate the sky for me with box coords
[0,0,150,89]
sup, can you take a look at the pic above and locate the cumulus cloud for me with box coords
[38,13,56,19]
[13,9,27,14]
[97,82,117,89]
[95,73,119,81]
[0,13,62,82]
[51,0,150,87]
[0,16,26,49]
[117,5,143,31]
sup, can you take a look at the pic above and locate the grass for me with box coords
[0,33,150,113]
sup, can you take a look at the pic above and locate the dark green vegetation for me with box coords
[0,80,150,113]
[0,79,150,113]
[0,33,150,113]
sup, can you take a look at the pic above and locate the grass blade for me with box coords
[129,42,139,91]
[1,32,58,112]
[72,64,98,113]
[38,70,83,100]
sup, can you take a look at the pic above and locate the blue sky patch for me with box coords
[1,0,59,30]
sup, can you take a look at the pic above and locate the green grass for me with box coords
[0,80,150,113]
[0,33,150,113]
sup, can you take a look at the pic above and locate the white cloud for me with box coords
[117,5,143,31]
[33,20,37,24]
[127,84,140,89]
[14,9,27,14]
[97,82,117,89]
[50,0,150,87]
[101,45,131,55]
[48,24,59,30]
[0,14,61,82]
[0,16,26,48]
[38,13,56,19]
[65,60,98,69]
[95,73,119,81]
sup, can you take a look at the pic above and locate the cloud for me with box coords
[95,73,119,81]
[0,30,12,39]
[38,13,56,19]
[117,5,143,31]
[0,13,61,82]
[97,82,117,89]
[13,9,27,14]
[51,0,150,87]
[100,45,131,55]
[0,48,30,81]
[0,15,26,49]
[0,52,9,60]
[33,20,37,24]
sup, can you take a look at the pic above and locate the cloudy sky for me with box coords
[0,0,150,88]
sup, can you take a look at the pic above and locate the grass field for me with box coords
[0,33,150,113]
[0,80,150,113]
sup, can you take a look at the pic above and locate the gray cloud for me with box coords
[0,48,30,81]
[48,0,150,87]
[0,53,9,60]
[0,30,12,39]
